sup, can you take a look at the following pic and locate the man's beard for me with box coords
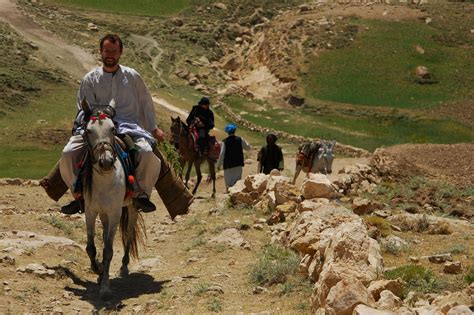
[102,57,118,68]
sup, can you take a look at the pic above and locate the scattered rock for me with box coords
[352,197,382,215]
[368,278,405,301]
[253,286,267,294]
[447,305,473,315]
[16,263,56,278]
[408,256,419,263]
[302,174,338,199]
[324,277,375,315]
[253,223,263,230]
[171,18,184,27]
[426,253,453,264]
[415,44,425,54]
[377,290,402,310]
[207,285,224,295]
[353,305,396,314]
[213,2,227,10]
[133,257,166,273]
[0,255,16,265]
[209,228,249,249]
[443,261,462,274]
[87,22,98,31]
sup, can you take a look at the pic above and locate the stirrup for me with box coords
[133,194,156,213]
[61,199,84,215]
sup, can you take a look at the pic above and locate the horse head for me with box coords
[81,98,117,172]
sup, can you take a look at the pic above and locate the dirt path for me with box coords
[0,0,97,80]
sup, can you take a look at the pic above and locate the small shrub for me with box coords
[278,282,294,296]
[40,216,73,237]
[364,216,392,237]
[184,237,206,251]
[427,222,452,235]
[295,302,309,311]
[439,244,468,255]
[465,265,474,284]
[207,298,222,312]
[250,244,300,286]
[382,240,408,255]
[414,214,430,232]
[194,283,210,296]
[385,264,446,296]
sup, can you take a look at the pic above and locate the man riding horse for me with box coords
[186,97,214,156]
[41,33,193,217]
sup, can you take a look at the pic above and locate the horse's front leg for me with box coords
[209,161,216,198]
[99,212,120,300]
[192,161,202,195]
[185,161,193,188]
[85,210,101,274]
[292,165,302,185]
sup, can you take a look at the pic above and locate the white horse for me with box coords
[81,99,145,300]
[292,140,336,184]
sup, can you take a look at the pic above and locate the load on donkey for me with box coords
[292,140,336,184]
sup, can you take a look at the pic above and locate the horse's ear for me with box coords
[81,97,92,116]
[171,116,175,122]
[330,140,336,148]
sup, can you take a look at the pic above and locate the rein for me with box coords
[83,113,117,166]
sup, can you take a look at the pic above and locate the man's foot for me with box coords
[133,194,156,213]
[61,199,84,215]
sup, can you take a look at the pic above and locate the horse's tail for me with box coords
[120,206,146,260]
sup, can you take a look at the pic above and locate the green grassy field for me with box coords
[0,86,76,178]
[305,19,474,109]
[43,0,197,16]
[224,96,474,151]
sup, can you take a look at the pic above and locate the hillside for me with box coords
[0,0,473,314]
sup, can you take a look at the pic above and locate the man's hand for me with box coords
[152,128,165,142]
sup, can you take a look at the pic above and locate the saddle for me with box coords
[188,120,221,161]
[73,135,136,198]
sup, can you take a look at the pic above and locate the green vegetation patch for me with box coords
[385,264,446,296]
[224,95,474,151]
[305,19,474,109]
[250,244,300,285]
[43,0,194,16]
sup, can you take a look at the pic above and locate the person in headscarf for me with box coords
[216,123,251,192]
[257,134,284,174]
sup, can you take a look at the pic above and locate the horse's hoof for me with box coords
[100,287,112,300]
[91,261,103,275]
[119,267,129,278]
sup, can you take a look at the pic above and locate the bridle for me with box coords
[82,108,118,167]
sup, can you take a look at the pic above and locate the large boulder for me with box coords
[324,277,375,315]
[311,220,384,309]
[243,173,268,193]
[274,181,299,205]
[302,174,338,199]
[352,197,382,215]
[368,278,405,301]
[376,290,402,310]
[353,305,397,315]
[298,198,330,213]
[284,204,357,255]
[209,228,249,249]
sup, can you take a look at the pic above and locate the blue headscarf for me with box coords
[224,123,237,134]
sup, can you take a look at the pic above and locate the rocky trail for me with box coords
[1,0,473,313]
